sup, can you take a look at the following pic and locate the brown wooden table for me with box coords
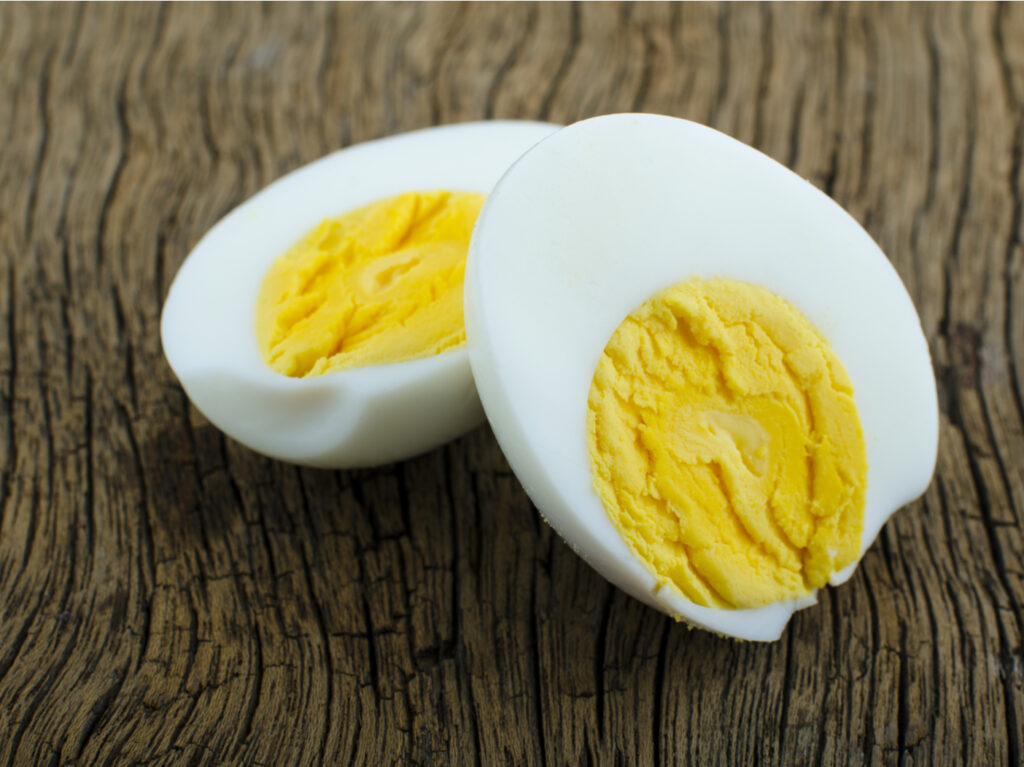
[2,2,1022,764]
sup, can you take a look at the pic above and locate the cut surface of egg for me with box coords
[465,114,939,641]
[162,121,558,468]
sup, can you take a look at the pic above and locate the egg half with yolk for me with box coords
[161,121,558,467]
[465,114,938,641]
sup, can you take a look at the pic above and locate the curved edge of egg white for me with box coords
[161,120,560,468]
[465,113,940,641]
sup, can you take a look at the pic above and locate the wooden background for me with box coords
[2,2,1022,764]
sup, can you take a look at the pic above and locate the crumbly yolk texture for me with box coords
[586,278,867,609]
[256,190,484,377]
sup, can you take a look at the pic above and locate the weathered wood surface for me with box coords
[1,2,1022,764]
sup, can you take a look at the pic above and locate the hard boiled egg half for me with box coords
[161,121,557,467]
[465,114,938,641]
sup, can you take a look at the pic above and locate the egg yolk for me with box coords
[256,190,484,377]
[586,278,867,609]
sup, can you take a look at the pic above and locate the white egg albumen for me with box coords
[162,121,559,468]
[465,114,939,641]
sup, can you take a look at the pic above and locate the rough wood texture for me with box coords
[1,2,1022,764]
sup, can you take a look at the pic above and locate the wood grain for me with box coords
[1,2,1022,764]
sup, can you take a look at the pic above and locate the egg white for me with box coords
[465,114,938,641]
[162,121,559,468]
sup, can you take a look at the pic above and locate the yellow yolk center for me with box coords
[586,278,867,609]
[256,190,484,377]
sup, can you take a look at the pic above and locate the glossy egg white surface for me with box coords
[162,121,559,468]
[465,114,939,641]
